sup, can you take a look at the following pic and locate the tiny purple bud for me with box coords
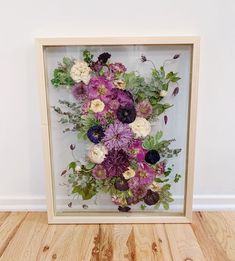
[164,115,168,125]
[61,170,67,176]
[172,87,179,96]
[70,144,76,150]
[68,202,72,208]
[173,54,180,59]
[141,55,147,63]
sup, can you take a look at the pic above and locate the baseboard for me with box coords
[0,195,234,211]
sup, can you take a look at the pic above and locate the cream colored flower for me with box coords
[123,167,136,179]
[88,144,107,164]
[75,165,81,172]
[114,79,126,89]
[160,90,168,97]
[90,99,105,113]
[149,181,161,192]
[129,117,151,138]
[70,60,91,84]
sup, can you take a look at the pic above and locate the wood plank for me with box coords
[0,212,48,261]
[37,224,99,261]
[0,212,27,258]
[0,212,10,226]
[192,212,231,261]
[198,212,235,261]
[99,224,172,261]
[165,223,206,261]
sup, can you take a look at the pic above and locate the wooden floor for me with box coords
[0,212,234,260]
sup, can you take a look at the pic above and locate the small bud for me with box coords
[141,55,147,63]
[83,204,88,209]
[70,144,75,150]
[173,54,180,59]
[164,115,168,125]
[68,202,72,208]
[61,170,67,176]
[172,87,179,96]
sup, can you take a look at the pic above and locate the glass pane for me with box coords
[44,44,192,216]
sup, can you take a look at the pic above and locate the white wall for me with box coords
[0,0,234,210]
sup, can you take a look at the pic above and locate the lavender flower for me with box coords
[71,82,87,100]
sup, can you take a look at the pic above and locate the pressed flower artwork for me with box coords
[43,42,196,219]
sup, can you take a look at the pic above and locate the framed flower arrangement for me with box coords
[37,37,199,223]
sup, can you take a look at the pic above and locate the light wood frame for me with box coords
[36,36,200,224]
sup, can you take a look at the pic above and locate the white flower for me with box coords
[88,144,107,164]
[160,90,168,97]
[70,60,91,84]
[129,117,151,138]
[149,181,161,192]
[75,165,81,172]
[123,167,136,179]
[113,79,126,89]
[90,99,105,113]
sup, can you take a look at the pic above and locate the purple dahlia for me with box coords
[103,121,133,150]
[102,149,129,177]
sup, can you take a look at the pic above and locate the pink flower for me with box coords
[128,139,147,161]
[136,100,153,119]
[104,63,127,80]
[156,162,166,176]
[92,165,107,180]
[134,163,155,186]
[88,76,114,103]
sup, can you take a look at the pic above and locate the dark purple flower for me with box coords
[102,149,129,177]
[103,121,133,150]
[90,61,103,72]
[87,125,105,144]
[118,206,131,212]
[141,55,147,63]
[144,190,160,205]
[145,150,160,164]
[98,52,111,64]
[116,105,136,124]
[70,144,75,150]
[109,88,134,107]
[114,178,129,191]
[71,82,87,100]
[164,115,168,125]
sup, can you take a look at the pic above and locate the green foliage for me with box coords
[83,50,94,64]
[68,162,76,171]
[154,183,174,210]
[51,57,75,87]
[77,113,99,140]
[140,204,147,210]
[174,174,182,183]
[72,183,97,200]
[155,178,169,183]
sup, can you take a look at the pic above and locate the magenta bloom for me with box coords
[128,139,147,161]
[156,162,166,176]
[103,121,133,150]
[128,177,148,200]
[92,165,107,180]
[102,149,129,177]
[88,76,114,103]
[71,82,87,100]
[108,89,134,108]
[134,163,155,186]
[136,100,153,118]
[109,63,127,74]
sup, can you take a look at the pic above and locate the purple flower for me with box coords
[90,61,103,72]
[98,52,111,64]
[103,121,133,150]
[88,76,114,103]
[108,88,134,108]
[114,178,129,191]
[128,139,147,162]
[109,63,126,74]
[71,82,87,100]
[144,190,160,205]
[116,105,136,124]
[145,150,160,164]
[173,54,180,59]
[128,178,148,199]
[134,163,155,186]
[87,125,105,144]
[92,165,107,180]
[156,162,166,176]
[102,149,129,177]
[136,100,153,119]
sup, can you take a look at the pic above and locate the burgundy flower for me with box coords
[102,149,129,177]
[144,190,160,205]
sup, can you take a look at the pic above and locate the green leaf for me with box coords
[155,131,163,142]
[155,178,169,183]
[163,202,169,210]
[143,135,155,150]
[174,174,182,183]
[68,162,76,171]
[83,50,93,64]
[85,161,95,170]
[140,204,147,210]
[162,184,171,191]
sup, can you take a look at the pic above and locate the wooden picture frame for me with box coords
[36,37,200,224]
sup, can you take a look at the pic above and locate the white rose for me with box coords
[70,60,91,84]
[160,90,168,97]
[88,144,107,164]
[90,99,105,113]
[149,181,161,192]
[129,117,151,138]
[123,167,136,179]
